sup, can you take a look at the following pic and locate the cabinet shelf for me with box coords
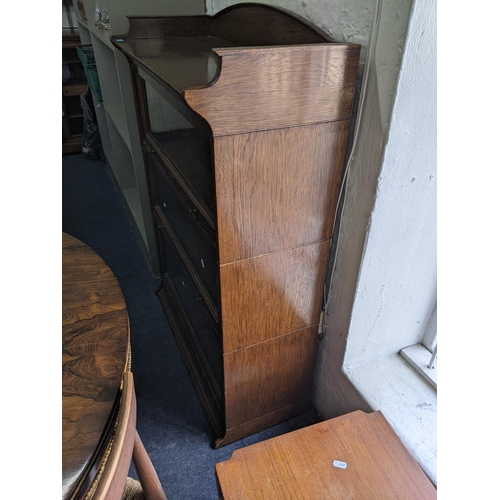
[113,3,360,448]
[156,268,224,437]
[152,130,214,211]
[70,0,207,276]
[105,103,130,151]
[75,14,88,31]
[156,222,223,395]
[76,20,91,44]
[91,26,113,49]
[147,134,215,224]
[62,34,87,154]
[146,135,216,232]
[92,36,131,149]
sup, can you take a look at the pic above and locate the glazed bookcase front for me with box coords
[114,3,360,448]
[136,73,225,438]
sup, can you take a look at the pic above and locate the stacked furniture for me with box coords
[62,34,87,154]
[113,3,360,447]
[69,0,205,275]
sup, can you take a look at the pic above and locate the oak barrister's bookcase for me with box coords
[112,3,360,448]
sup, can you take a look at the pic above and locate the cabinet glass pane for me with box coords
[159,228,222,389]
[144,80,215,214]
[154,165,219,311]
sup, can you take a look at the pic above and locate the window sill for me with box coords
[400,344,437,389]
[343,354,437,486]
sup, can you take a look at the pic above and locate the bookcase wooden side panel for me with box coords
[223,326,318,430]
[213,121,349,264]
[185,44,360,136]
[219,241,329,353]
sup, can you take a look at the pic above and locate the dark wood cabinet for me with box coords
[112,3,360,448]
[62,34,87,154]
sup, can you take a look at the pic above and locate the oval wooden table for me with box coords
[62,233,166,500]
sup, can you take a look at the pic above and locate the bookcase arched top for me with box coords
[112,3,360,135]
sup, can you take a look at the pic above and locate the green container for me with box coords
[76,45,103,101]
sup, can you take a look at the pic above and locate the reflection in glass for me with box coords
[155,169,219,310]
[145,81,214,214]
[159,228,222,388]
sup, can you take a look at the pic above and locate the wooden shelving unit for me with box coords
[62,33,87,154]
[69,0,205,276]
[113,4,360,448]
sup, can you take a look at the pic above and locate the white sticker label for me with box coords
[333,460,347,469]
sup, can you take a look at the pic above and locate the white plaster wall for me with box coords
[313,0,436,425]
[344,0,437,365]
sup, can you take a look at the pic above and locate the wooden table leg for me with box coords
[132,430,168,500]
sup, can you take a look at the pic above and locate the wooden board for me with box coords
[219,242,329,352]
[223,327,317,430]
[214,121,348,263]
[215,411,437,499]
[185,45,359,136]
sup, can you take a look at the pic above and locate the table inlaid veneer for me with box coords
[62,233,166,500]
[215,410,437,500]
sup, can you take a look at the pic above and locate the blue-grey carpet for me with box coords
[62,153,320,500]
